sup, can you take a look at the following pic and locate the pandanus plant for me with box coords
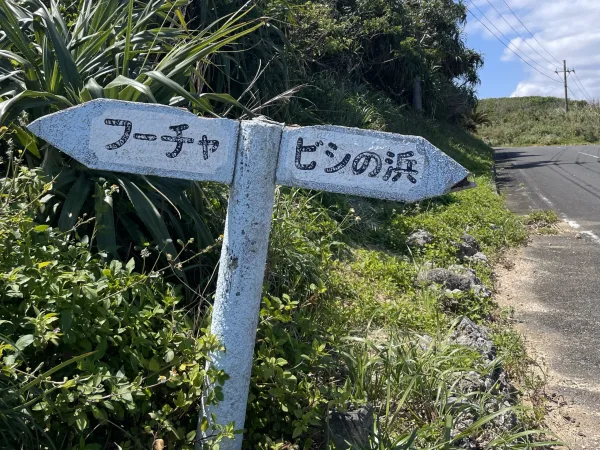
[0,0,265,292]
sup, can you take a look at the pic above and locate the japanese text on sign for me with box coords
[294,137,419,184]
[86,105,238,183]
[103,119,220,159]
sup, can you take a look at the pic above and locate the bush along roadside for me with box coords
[243,180,560,449]
[241,82,559,448]
[0,167,234,450]
[1,111,560,449]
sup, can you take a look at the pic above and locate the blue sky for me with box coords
[463,0,598,101]
[466,32,525,98]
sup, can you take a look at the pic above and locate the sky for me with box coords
[464,0,598,101]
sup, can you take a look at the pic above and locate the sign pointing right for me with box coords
[277,125,473,203]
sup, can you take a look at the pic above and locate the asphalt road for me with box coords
[495,145,600,449]
[495,145,600,236]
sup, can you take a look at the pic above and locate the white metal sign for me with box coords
[27,99,474,450]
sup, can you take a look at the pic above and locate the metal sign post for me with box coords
[28,99,474,450]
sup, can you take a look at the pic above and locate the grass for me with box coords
[523,209,561,235]
[0,79,558,449]
[477,96,600,147]
[242,79,559,448]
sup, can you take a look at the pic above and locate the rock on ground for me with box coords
[418,265,491,298]
[407,229,434,248]
[468,251,489,264]
[458,233,481,260]
[328,404,373,450]
[450,316,496,361]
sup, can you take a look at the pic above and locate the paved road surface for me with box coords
[496,145,600,236]
[495,145,600,449]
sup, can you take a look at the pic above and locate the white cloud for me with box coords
[466,0,599,100]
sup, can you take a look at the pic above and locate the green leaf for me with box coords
[91,405,107,422]
[148,178,214,247]
[118,177,178,264]
[33,4,82,92]
[164,349,174,363]
[144,70,213,113]
[12,124,40,158]
[33,225,49,232]
[200,417,208,432]
[148,358,160,372]
[94,183,117,255]
[174,389,185,407]
[175,8,187,31]
[105,75,157,102]
[80,78,105,101]
[37,261,52,269]
[0,90,72,126]
[58,173,92,231]
[0,49,32,68]
[61,309,73,332]
[82,285,98,301]
[15,334,34,350]
[292,425,303,439]
[74,409,88,432]
[0,2,43,78]
[121,0,135,76]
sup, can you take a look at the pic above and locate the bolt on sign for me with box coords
[28,99,474,450]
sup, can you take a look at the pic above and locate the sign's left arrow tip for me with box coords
[26,103,95,162]
[26,118,41,137]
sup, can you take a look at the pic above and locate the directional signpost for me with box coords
[28,99,474,450]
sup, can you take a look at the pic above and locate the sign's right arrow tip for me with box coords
[449,176,477,193]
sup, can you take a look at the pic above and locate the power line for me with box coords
[468,1,556,76]
[499,0,563,67]
[484,0,557,69]
[573,71,594,102]
[570,75,591,103]
[466,5,562,84]
[567,85,580,101]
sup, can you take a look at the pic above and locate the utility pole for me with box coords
[556,60,574,113]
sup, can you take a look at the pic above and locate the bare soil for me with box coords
[495,231,600,450]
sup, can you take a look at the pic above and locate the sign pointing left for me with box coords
[28,99,240,184]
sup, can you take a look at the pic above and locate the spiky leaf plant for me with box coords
[0,0,263,293]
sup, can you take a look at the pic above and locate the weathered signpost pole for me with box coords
[203,119,283,448]
[28,99,474,450]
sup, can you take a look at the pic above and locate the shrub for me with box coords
[0,0,262,296]
[0,167,227,449]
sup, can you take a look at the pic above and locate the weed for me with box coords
[524,210,560,234]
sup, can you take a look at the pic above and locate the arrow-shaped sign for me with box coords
[27,99,474,450]
[277,125,470,203]
[29,99,471,202]
[28,99,239,184]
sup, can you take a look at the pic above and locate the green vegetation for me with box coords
[478,97,600,147]
[0,167,232,449]
[0,0,558,448]
[523,209,560,234]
